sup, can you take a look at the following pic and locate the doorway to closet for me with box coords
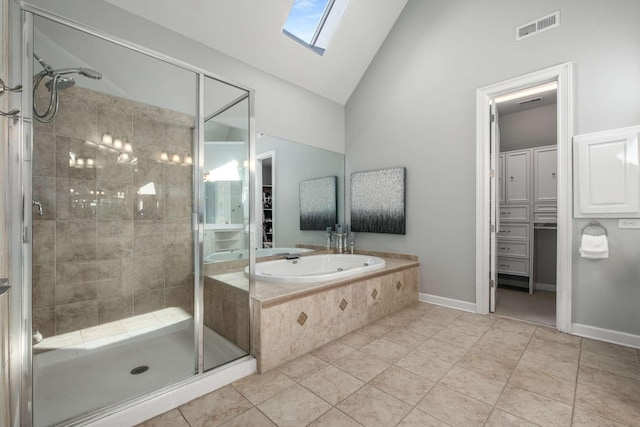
[475,63,573,333]
[493,83,558,326]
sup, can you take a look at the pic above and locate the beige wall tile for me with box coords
[33,132,55,177]
[33,221,56,265]
[33,264,55,309]
[55,301,98,334]
[134,290,165,315]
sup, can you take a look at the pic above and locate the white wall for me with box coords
[25,0,345,153]
[499,104,556,152]
[346,0,640,335]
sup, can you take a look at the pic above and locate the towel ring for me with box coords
[581,220,607,236]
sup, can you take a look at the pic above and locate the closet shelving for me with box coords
[262,185,273,248]
[498,145,557,293]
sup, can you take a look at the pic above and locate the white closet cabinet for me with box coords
[533,146,558,203]
[498,145,557,289]
[505,150,530,204]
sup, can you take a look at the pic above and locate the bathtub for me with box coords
[204,247,313,263]
[248,254,386,283]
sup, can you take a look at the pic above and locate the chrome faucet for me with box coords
[32,200,44,216]
[335,232,345,253]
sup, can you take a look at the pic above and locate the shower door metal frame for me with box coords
[8,3,256,425]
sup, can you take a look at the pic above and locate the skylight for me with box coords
[283,0,350,55]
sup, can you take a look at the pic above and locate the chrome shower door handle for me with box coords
[32,200,44,216]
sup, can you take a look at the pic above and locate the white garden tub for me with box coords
[248,254,386,283]
[205,247,313,263]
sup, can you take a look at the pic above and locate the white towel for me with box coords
[579,234,609,259]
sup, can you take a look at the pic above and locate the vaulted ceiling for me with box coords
[103,0,408,105]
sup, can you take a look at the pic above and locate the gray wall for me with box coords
[499,104,557,152]
[26,0,345,154]
[346,0,640,335]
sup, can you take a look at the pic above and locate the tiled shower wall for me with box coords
[32,86,195,338]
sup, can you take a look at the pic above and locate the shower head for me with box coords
[45,75,76,91]
[54,67,103,80]
[78,68,102,80]
[32,53,103,122]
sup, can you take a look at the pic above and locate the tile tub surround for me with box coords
[32,85,195,338]
[204,277,250,353]
[139,302,640,427]
[206,251,419,373]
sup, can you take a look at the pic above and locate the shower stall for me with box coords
[5,3,256,426]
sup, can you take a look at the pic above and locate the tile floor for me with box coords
[138,302,640,427]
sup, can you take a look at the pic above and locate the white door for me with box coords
[505,151,530,204]
[489,103,500,312]
[534,146,558,203]
[498,154,505,204]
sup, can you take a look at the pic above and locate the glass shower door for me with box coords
[201,77,251,371]
[30,14,199,426]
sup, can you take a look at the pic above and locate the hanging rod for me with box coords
[581,220,607,236]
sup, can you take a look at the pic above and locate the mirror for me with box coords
[256,135,345,250]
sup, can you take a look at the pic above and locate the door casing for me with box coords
[475,63,574,333]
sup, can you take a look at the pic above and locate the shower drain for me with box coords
[130,366,149,375]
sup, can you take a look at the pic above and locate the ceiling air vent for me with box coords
[515,11,560,41]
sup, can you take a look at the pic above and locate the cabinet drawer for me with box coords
[499,205,530,222]
[534,204,557,223]
[497,223,529,240]
[497,240,529,257]
[497,257,530,276]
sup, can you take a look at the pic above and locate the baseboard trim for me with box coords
[572,323,640,349]
[419,293,476,313]
[535,282,557,292]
